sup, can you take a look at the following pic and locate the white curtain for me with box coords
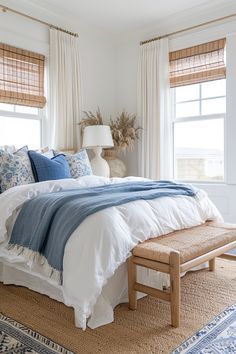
[137,38,171,180]
[49,28,82,151]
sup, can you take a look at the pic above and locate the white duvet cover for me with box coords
[0,176,222,329]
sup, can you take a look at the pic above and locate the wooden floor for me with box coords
[0,259,236,354]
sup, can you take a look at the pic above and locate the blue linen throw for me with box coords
[9,181,196,279]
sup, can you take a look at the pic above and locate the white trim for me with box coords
[0,110,42,120]
[176,95,226,105]
[225,33,236,184]
[174,113,225,123]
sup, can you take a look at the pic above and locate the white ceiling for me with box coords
[30,0,213,33]
[2,0,236,36]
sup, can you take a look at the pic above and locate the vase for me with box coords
[104,148,127,178]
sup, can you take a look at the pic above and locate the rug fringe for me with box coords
[7,244,62,284]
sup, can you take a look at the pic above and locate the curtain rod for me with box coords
[0,3,79,37]
[140,12,236,45]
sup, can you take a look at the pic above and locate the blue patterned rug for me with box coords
[172,303,236,354]
[0,313,74,353]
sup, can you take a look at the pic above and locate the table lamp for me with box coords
[82,125,114,177]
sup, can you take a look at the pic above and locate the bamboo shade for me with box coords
[0,43,46,108]
[169,38,226,87]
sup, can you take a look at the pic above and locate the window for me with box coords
[0,103,44,149]
[171,79,225,182]
[170,39,226,183]
[0,43,46,149]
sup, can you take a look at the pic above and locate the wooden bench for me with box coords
[128,222,236,327]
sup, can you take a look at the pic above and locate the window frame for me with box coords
[171,80,226,184]
[0,104,46,149]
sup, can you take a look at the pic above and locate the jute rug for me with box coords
[0,259,236,354]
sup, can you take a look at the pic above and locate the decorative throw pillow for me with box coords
[55,149,93,178]
[28,150,71,182]
[0,146,35,193]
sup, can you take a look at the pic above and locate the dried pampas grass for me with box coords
[110,111,141,150]
[80,108,141,151]
[79,107,104,131]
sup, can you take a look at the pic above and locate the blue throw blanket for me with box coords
[9,181,196,279]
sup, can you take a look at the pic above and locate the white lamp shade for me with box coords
[82,125,114,149]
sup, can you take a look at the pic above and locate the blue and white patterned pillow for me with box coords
[55,149,93,178]
[0,145,16,154]
[0,146,35,193]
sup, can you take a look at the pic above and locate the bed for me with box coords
[0,174,222,329]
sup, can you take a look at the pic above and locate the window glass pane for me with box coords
[201,97,226,115]
[0,103,14,111]
[174,119,224,182]
[175,83,199,102]
[176,101,199,118]
[0,117,40,149]
[201,79,226,99]
[15,105,39,115]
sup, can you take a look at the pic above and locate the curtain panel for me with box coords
[137,38,170,180]
[169,38,226,87]
[0,43,46,108]
[49,28,82,151]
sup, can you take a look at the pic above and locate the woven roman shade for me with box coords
[0,43,46,108]
[169,38,226,87]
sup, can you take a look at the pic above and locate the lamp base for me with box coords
[90,147,110,177]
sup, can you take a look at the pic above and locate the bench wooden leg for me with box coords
[128,256,137,310]
[209,258,216,271]
[170,251,181,328]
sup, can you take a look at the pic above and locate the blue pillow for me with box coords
[28,150,71,182]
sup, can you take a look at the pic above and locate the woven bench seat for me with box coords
[133,222,236,265]
[128,222,236,328]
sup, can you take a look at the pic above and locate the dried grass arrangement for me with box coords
[79,108,104,132]
[110,111,141,150]
[80,108,141,151]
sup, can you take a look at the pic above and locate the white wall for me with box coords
[114,41,139,174]
[114,20,236,222]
